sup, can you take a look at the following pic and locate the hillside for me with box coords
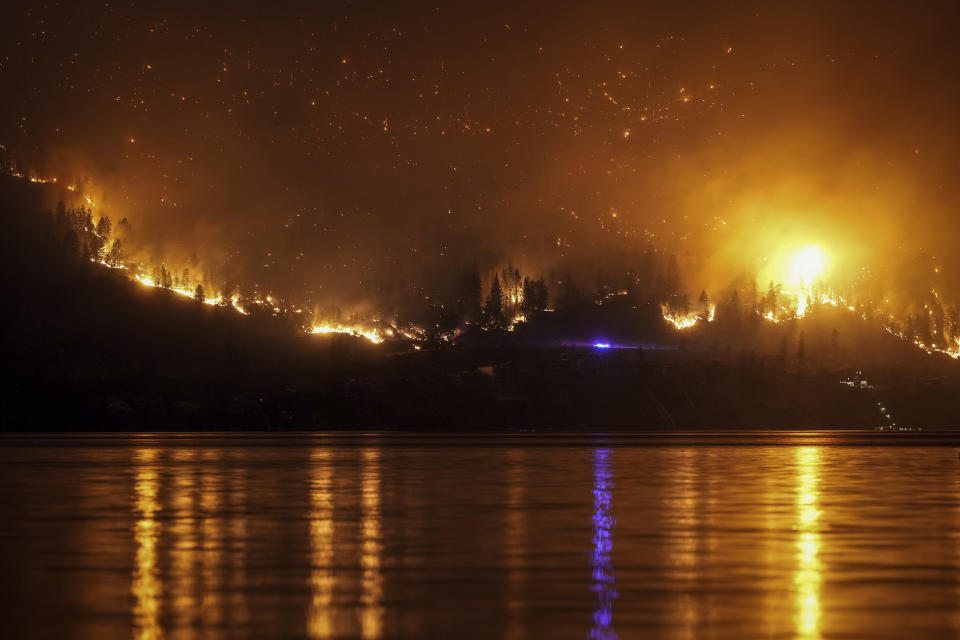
[3,174,960,431]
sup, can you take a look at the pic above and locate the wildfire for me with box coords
[790,246,825,289]
[231,296,249,315]
[310,324,384,344]
[8,163,960,360]
[661,303,715,330]
[133,272,221,306]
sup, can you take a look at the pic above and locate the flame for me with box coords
[310,324,384,345]
[134,272,221,306]
[8,164,960,360]
[662,303,715,330]
[231,296,249,315]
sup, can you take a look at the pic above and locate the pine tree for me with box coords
[194,284,206,303]
[522,277,534,316]
[485,274,504,328]
[522,276,550,316]
[512,267,522,311]
[83,209,94,235]
[95,216,112,242]
[948,305,960,345]
[562,274,582,313]
[534,277,548,311]
[62,228,79,258]
[107,239,123,267]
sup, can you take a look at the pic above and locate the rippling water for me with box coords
[2,433,960,639]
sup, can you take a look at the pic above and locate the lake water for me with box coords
[2,433,960,639]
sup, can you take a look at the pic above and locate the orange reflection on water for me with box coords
[308,450,336,639]
[669,449,700,639]
[133,449,163,640]
[795,447,823,639]
[199,453,224,639]
[170,449,198,640]
[227,467,249,629]
[361,448,384,639]
[505,448,527,640]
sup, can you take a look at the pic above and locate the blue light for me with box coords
[589,447,617,639]
[594,342,612,349]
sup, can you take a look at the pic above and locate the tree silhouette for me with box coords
[460,264,482,324]
[106,239,123,266]
[766,281,777,315]
[61,228,79,258]
[484,274,504,328]
[194,283,206,303]
[562,274,582,314]
[95,216,111,241]
[160,265,172,289]
[522,276,548,316]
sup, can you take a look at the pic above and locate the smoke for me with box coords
[3,1,960,313]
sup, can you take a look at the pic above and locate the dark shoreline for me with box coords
[5,430,960,446]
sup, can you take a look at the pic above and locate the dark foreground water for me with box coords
[2,433,960,639]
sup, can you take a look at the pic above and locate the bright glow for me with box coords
[794,447,822,640]
[311,324,384,345]
[133,450,162,640]
[594,342,612,349]
[360,449,384,639]
[661,303,715,330]
[790,246,826,289]
[308,450,335,639]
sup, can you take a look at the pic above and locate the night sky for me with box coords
[3,1,960,310]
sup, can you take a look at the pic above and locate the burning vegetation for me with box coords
[6,162,960,365]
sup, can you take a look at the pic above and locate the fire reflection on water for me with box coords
[133,449,163,640]
[669,449,700,639]
[25,440,960,639]
[199,451,223,639]
[308,450,336,639]
[795,447,823,639]
[361,449,384,639]
[170,450,198,640]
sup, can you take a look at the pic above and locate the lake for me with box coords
[2,432,960,639]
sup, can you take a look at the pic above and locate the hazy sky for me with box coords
[3,1,960,305]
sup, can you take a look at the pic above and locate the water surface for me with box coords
[2,433,959,639]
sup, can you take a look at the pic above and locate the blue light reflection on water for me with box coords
[589,447,617,640]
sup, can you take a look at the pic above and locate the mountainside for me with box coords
[3,175,960,431]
